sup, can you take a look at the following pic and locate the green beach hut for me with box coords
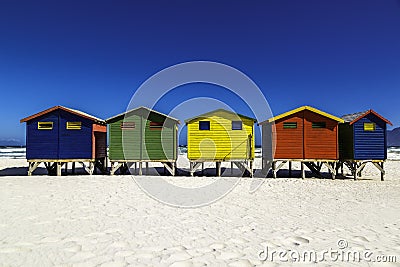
[106,106,179,175]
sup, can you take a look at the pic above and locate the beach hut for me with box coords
[106,106,179,175]
[185,109,256,176]
[339,109,392,180]
[259,106,344,179]
[20,106,107,176]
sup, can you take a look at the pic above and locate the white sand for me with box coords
[0,157,399,266]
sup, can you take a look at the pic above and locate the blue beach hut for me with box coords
[339,109,392,180]
[20,106,107,175]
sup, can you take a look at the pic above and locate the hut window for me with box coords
[66,122,82,130]
[150,122,163,130]
[283,122,297,129]
[232,121,242,130]
[199,121,210,130]
[312,122,326,129]
[38,122,53,130]
[364,123,376,131]
[121,122,135,130]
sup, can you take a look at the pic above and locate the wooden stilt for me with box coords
[28,162,40,176]
[139,162,143,175]
[145,162,149,175]
[381,162,384,181]
[272,161,276,178]
[301,162,305,179]
[231,162,234,174]
[289,161,292,177]
[202,162,204,175]
[353,163,357,180]
[56,162,61,176]
[72,162,76,174]
[216,162,221,177]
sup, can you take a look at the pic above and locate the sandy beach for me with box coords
[0,157,399,266]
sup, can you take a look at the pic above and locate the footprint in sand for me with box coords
[217,251,244,260]
[70,251,96,262]
[228,259,254,267]
[352,236,369,243]
[0,247,19,253]
[169,261,193,267]
[99,260,126,267]
[166,251,192,262]
[229,237,248,244]
[209,243,226,250]
[290,236,310,246]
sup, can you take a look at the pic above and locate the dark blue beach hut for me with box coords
[20,106,107,176]
[339,109,392,180]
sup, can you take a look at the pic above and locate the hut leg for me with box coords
[190,162,193,176]
[28,162,40,176]
[134,162,137,174]
[353,163,357,180]
[72,162,76,175]
[139,162,143,176]
[56,162,62,176]
[250,161,253,177]
[231,162,234,175]
[145,162,149,175]
[272,161,276,178]
[372,162,385,181]
[110,162,114,175]
[289,161,292,178]
[64,162,68,175]
[301,162,305,179]
[202,162,204,175]
[216,162,221,177]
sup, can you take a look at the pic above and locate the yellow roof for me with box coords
[262,106,344,124]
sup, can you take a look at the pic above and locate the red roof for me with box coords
[349,109,392,126]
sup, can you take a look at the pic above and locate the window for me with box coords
[66,122,82,130]
[283,122,297,129]
[312,122,326,129]
[38,122,53,130]
[120,122,135,130]
[199,121,210,130]
[232,121,242,130]
[149,122,163,130]
[364,122,376,131]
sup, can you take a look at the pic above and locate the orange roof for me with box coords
[259,106,344,124]
[20,106,105,124]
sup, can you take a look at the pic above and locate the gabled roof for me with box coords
[342,109,392,125]
[20,106,105,124]
[259,106,344,124]
[105,106,180,124]
[184,109,257,124]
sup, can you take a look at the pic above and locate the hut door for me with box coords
[94,132,107,159]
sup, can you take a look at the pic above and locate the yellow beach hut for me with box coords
[185,109,256,176]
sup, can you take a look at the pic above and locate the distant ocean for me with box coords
[0,146,26,159]
[1,146,400,160]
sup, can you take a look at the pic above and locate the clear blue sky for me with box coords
[1,0,399,146]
